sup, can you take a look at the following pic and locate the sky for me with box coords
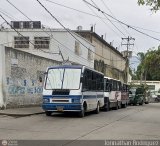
[0,0,160,57]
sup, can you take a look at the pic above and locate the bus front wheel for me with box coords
[79,110,85,117]
[113,102,118,110]
[45,111,52,116]
[95,102,100,114]
[79,102,87,117]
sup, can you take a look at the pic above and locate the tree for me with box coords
[136,46,160,81]
[138,0,160,11]
[136,52,146,81]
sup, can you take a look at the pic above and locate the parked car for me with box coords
[150,91,160,102]
[129,87,145,105]
[144,91,150,104]
[155,93,160,102]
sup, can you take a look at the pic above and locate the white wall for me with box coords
[0,45,6,109]
[0,29,95,68]
[130,80,160,91]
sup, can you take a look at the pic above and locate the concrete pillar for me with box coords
[0,45,6,109]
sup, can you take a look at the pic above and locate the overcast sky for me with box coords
[0,0,160,56]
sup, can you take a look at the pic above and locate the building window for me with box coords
[34,37,50,49]
[14,36,29,48]
[75,41,82,55]
[88,49,94,60]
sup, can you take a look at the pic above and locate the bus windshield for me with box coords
[45,68,82,90]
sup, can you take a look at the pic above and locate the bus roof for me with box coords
[104,76,119,81]
[104,76,113,80]
[47,65,83,69]
[47,65,104,75]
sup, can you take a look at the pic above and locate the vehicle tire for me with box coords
[122,103,127,108]
[133,101,137,106]
[155,98,158,102]
[145,102,149,104]
[113,102,118,110]
[95,102,100,114]
[104,100,110,112]
[79,109,85,118]
[79,103,87,118]
[139,100,144,105]
[118,102,122,109]
[45,111,52,116]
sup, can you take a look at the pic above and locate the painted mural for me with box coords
[6,77,43,95]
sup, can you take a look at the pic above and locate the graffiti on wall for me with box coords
[7,77,43,95]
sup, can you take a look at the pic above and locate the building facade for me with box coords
[0,22,95,68]
[75,29,127,82]
[131,80,160,91]
[0,46,61,108]
[0,21,95,109]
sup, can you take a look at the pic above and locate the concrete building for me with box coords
[0,21,95,109]
[0,21,95,68]
[131,80,160,91]
[75,28,126,82]
[0,46,61,109]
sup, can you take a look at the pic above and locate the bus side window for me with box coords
[110,80,113,91]
[82,70,89,91]
[92,72,97,91]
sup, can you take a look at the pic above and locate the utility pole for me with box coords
[121,36,135,83]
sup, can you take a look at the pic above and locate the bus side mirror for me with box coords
[80,77,84,83]
[44,72,48,75]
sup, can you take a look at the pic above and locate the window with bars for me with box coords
[88,49,94,60]
[14,36,29,48]
[75,41,82,55]
[34,37,50,49]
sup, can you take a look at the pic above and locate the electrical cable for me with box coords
[83,0,160,42]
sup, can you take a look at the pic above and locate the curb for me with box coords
[0,112,45,117]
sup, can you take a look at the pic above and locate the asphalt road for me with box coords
[0,103,160,141]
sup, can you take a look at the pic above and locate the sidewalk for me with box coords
[0,106,45,117]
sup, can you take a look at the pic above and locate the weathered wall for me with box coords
[0,29,95,68]
[3,47,60,108]
[75,31,126,82]
[0,45,6,109]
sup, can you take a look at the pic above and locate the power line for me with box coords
[131,25,160,34]
[5,0,100,66]
[90,0,126,37]
[40,0,141,54]
[36,0,91,50]
[0,10,15,20]
[0,14,60,55]
[2,0,126,70]
[6,0,31,20]
[83,0,160,42]
[42,0,105,19]
[4,0,95,64]
[0,12,94,66]
[36,0,125,62]
[41,0,160,36]
[83,1,122,38]
[99,0,131,37]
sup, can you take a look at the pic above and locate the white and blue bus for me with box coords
[104,77,122,110]
[42,65,104,117]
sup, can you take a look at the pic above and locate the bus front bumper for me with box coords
[42,103,82,112]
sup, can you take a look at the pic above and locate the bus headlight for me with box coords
[72,99,80,103]
[43,98,49,103]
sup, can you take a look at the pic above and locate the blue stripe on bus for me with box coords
[43,95,103,99]
[83,95,96,99]
[42,103,82,111]
[43,95,82,99]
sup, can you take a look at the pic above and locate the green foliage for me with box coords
[138,0,160,11]
[136,46,160,80]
